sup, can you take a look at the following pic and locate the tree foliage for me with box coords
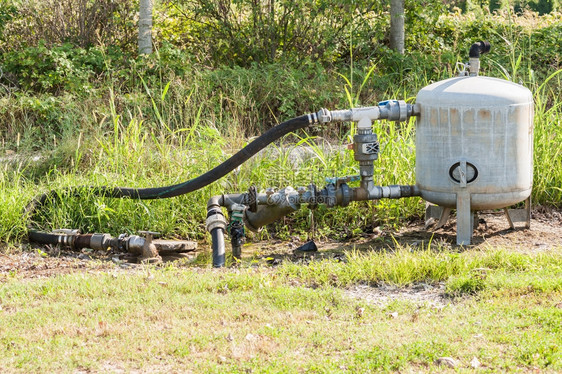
[168,0,386,66]
[0,0,560,98]
[0,0,137,52]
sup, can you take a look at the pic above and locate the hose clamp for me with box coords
[307,111,319,125]
[57,233,76,249]
[317,108,332,123]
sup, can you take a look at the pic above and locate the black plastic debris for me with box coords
[294,240,318,252]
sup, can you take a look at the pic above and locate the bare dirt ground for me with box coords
[1,207,561,284]
[253,206,562,260]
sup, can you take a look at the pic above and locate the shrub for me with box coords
[0,0,137,52]
[167,0,387,66]
[3,43,100,93]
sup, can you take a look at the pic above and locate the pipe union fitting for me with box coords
[317,108,332,123]
[340,184,352,207]
[206,213,228,232]
[379,100,409,122]
[90,233,112,251]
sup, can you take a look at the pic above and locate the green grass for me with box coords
[280,245,562,290]
[0,247,560,372]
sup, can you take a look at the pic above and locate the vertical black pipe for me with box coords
[211,228,226,267]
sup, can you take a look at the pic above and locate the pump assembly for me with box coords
[27,41,534,265]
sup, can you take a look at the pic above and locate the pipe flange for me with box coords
[398,100,408,122]
[247,186,258,212]
[308,183,319,209]
[322,184,337,208]
[340,183,351,207]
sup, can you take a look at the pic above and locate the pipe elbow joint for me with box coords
[469,40,491,58]
[207,195,224,210]
[467,40,491,76]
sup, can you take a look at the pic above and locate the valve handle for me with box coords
[138,231,161,241]
[325,175,360,185]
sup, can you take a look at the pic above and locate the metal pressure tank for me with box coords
[414,55,534,244]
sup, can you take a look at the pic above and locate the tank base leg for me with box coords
[436,207,452,229]
[424,203,452,230]
[504,196,531,230]
[456,191,473,245]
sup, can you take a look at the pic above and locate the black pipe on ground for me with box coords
[28,230,60,245]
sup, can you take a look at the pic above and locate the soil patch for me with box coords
[2,207,561,281]
[249,207,562,262]
[344,283,450,308]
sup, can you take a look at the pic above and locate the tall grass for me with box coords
[0,168,33,243]
[531,69,562,205]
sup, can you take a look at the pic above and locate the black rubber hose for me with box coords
[25,114,313,218]
[28,230,60,245]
